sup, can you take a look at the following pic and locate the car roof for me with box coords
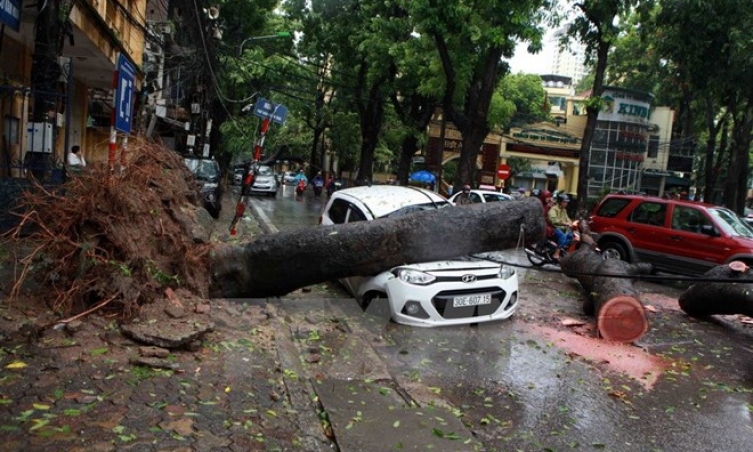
[334,185,448,218]
[601,193,719,210]
[450,189,511,199]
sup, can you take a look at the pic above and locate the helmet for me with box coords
[462,185,471,192]
[531,188,541,197]
[542,190,552,199]
[518,187,526,193]
[557,193,570,202]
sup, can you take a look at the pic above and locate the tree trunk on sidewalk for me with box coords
[560,243,651,342]
[209,198,544,298]
[678,264,753,317]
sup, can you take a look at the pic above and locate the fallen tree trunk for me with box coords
[678,263,753,317]
[560,242,652,342]
[210,198,544,298]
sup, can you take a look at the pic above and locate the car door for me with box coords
[658,205,723,274]
[337,201,370,296]
[621,200,671,267]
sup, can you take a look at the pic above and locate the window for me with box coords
[595,198,631,218]
[328,199,350,224]
[469,193,482,203]
[647,135,659,158]
[347,207,367,223]
[629,202,666,226]
[672,206,711,233]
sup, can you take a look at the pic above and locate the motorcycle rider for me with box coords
[294,170,308,195]
[312,171,324,197]
[547,193,575,260]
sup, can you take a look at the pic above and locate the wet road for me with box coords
[241,182,328,231]
[242,184,752,451]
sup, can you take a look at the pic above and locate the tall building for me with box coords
[550,29,588,86]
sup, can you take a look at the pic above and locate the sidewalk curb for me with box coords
[267,304,334,451]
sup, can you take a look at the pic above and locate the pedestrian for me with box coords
[67,145,86,170]
[456,185,473,205]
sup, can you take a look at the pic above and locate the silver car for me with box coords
[250,165,279,196]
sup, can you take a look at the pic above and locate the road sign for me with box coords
[114,54,136,133]
[253,98,274,119]
[253,98,288,125]
[271,105,288,125]
[497,164,511,180]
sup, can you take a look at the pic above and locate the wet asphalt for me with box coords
[0,184,750,451]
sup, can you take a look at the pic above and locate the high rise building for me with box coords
[550,28,588,86]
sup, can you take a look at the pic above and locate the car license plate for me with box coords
[452,294,492,308]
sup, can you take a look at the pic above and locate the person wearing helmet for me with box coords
[547,193,574,260]
[531,188,541,198]
[456,184,473,205]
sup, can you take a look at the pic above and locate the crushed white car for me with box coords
[320,185,519,327]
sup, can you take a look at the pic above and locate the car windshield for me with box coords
[708,208,753,238]
[184,158,220,181]
[380,201,451,219]
[256,166,274,177]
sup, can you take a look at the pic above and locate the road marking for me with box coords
[247,197,279,233]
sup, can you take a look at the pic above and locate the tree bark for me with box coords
[560,243,651,342]
[210,198,544,298]
[678,265,753,317]
[576,39,610,214]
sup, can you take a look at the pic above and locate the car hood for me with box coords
[396,256,501,273]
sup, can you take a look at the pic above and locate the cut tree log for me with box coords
[678,263,753,317]
[209,198,545,298]
[560,242,652,342]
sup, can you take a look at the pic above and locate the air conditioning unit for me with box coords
[25,122,55,153]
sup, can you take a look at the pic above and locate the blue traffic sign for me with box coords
[253,98,288,125]
[114,54,136,133]
[253,98,275,119]
[271,105,288,125]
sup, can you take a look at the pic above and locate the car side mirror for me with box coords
[700,224,718,236]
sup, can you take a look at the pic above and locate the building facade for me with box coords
[0,0,145,180]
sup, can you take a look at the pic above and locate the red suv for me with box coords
[589,194,753,275]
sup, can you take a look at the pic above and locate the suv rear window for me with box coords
[595,197,631,218]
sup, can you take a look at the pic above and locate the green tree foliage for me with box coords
[652,0,753,211]
[489,74,550,129]
[404,0,551,190]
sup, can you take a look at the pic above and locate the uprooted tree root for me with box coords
[4,141,212,320]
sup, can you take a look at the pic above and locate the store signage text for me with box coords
[617,103,650,119]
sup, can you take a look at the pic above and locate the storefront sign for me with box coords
[599,89,652,125]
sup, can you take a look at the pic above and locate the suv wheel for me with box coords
[601,241,629,261]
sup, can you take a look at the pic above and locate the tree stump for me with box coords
[678,262,753,317]
[209,198,545,298]
[560,242,651,342]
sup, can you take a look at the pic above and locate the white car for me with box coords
[320,185,519,327]
[448,189,512,205]
[282,171,297,185]
[249,165,278,196]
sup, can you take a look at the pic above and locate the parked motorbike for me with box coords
[295,179,306,196]
[525,221,582,267]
